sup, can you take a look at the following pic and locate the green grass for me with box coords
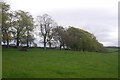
[2,48,118,78]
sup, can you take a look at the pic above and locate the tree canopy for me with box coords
[65,27,104,52]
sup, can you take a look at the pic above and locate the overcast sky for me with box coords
[5,0,119,46]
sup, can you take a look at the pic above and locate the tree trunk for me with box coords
[3,41,6,48]
[6,39,9,48]
[44,36,46,49]
[16,31,19,47]
[60,44,62,50]
[49,41,51,48]
[49,43,51,48]
[17,37,19,47]
[62,42,65,49]
[26,35,29,48]
[3,42,5,46]
[29,42,31,47]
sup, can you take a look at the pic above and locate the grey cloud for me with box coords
[45,8,118,46]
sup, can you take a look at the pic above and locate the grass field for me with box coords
[2,48,118,78]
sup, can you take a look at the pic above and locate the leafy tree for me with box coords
[52,26,66,49]
[2,2,12,47]
[65,27,82,50]
[66,27,104,52]
[12,10,34,47]
[12,10,25,47]
[22,12,34,47]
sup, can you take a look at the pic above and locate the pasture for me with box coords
[2,48,118,78]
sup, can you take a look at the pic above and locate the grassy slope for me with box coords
[2,48,118,78]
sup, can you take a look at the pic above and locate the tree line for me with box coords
[1,2,105,52]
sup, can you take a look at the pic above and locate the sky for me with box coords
[5,0,119,47]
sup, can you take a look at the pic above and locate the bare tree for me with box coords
[37,14,56,49]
